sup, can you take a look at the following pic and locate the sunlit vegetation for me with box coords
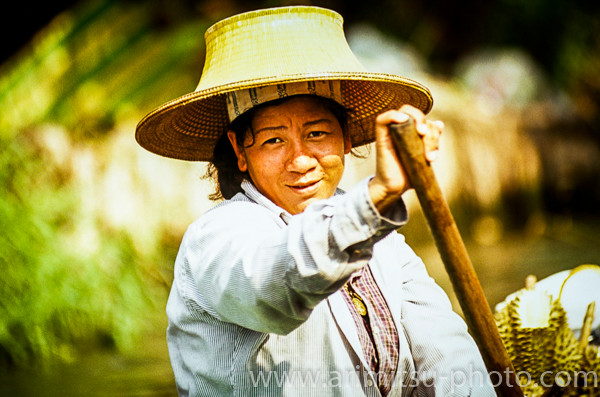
[0,133,159,365]
[0,0,209,368]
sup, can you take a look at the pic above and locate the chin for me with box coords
[289,198,319,215]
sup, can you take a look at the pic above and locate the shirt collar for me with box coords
[240,179,293,224]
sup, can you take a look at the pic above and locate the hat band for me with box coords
[225,80,342,122]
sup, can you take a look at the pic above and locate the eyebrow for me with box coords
[254,125,286,135]
[254,118,334,135]
[303,118,334,128]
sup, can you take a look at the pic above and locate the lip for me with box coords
[287,179,321,195]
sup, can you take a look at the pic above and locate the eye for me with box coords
[308,130,328,138]
[262,137,283,145]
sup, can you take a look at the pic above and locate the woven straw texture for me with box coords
[136,6,433,161]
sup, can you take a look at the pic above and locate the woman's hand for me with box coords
[368,104,444,214]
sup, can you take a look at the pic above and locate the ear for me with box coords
[343,132,352,155]
[227,131,248,172]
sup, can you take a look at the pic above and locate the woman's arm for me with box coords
[176,177,406,335]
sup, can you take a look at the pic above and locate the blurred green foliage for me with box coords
[0,0,207,369]
[0,0,208,138]
[0,132,148,366]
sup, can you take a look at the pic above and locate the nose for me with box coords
[285,141,317,174]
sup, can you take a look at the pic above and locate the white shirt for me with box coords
[166,178,495,396]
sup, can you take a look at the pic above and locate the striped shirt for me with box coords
[166,178,496,396]
[342,266,399,396]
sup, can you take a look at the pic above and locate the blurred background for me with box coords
[0,0,598,395]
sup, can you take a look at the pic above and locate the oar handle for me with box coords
[389,119,523,397]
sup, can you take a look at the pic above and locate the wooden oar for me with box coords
[390,119,523,397]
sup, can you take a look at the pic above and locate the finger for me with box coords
[425,149,439,162]
[376,108,443,162]
[416,117,445,138]
[423,120,443,162]
[416,121,430,137]
[398,104,426,124]
[426,120,443,142]
[375,110,411,149]
[424,135,439,162]
[424,130,439,151]
[375,109,410,128]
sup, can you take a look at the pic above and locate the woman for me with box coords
[136,6,494,396]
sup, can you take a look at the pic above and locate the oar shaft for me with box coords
[389,120,523,397]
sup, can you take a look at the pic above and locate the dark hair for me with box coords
[204,95,353,201]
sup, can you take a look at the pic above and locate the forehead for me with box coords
[251,96,338,127]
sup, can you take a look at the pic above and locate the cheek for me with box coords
[245,151,282,181]
[323,156,345,183]
[317,143,347,169]
[318,151,346,188]
[320,153,344,168]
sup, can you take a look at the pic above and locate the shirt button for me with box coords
[367,379,374,387]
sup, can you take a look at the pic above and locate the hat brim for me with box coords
[135,72,433,162]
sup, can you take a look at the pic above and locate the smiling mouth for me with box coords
[287,180,321,193]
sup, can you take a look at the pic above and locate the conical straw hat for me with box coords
[135,6,433,161]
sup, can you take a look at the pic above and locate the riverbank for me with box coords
[0,316,176,397]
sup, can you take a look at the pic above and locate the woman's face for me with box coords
[228,96,351,215]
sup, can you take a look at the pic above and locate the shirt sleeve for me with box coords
[175,177,407,335]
